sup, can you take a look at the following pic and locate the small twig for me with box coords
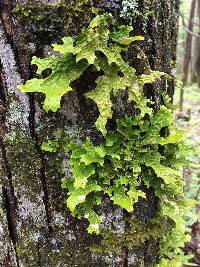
[180,12,200,38]
[181,12,200,27]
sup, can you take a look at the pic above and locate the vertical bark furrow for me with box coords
[1,186,19,267]
[0,52,19,266]
[1,145,19,267]
[119,247,128,267]
[28,94,53,234]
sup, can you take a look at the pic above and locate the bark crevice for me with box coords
[28,93,53,234]
[1,145,19,267]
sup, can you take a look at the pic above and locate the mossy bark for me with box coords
[0,0,179,266]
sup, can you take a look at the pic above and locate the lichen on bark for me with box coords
[0,0,180,266]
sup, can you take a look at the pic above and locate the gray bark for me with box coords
[0,0,180,266]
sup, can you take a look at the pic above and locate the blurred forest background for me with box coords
[177,0,200,265]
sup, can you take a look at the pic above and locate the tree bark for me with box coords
[0,0,180,266]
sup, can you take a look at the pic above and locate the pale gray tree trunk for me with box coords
[193,0,200,88]
[179,0,196,110]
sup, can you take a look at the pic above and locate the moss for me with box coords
[5,131,41,198]
[13,0,91,44]
[90,215,169,256]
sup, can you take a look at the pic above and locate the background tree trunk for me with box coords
[179,0,196,111]
[0,1,180,266]
[194,0,200,88]
[191,35,198,84]
[190,3,198,84]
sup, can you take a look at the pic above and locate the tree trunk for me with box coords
[0,1,179,266]
[191,1,200,83]
[194,0,200,88]
[191,35,198,84]
[179,0,196,111]
[190,5,198,84]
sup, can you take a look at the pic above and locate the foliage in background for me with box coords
[174,81,200,265]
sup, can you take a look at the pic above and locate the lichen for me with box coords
[17,10,193,267]
[120,0,140,22]
[119,0,154,30]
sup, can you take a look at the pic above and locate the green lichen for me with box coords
[61,107,188,235]
[18,12,162,135]
[18,12,193,266]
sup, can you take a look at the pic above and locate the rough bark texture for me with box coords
[0,0,179,266]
